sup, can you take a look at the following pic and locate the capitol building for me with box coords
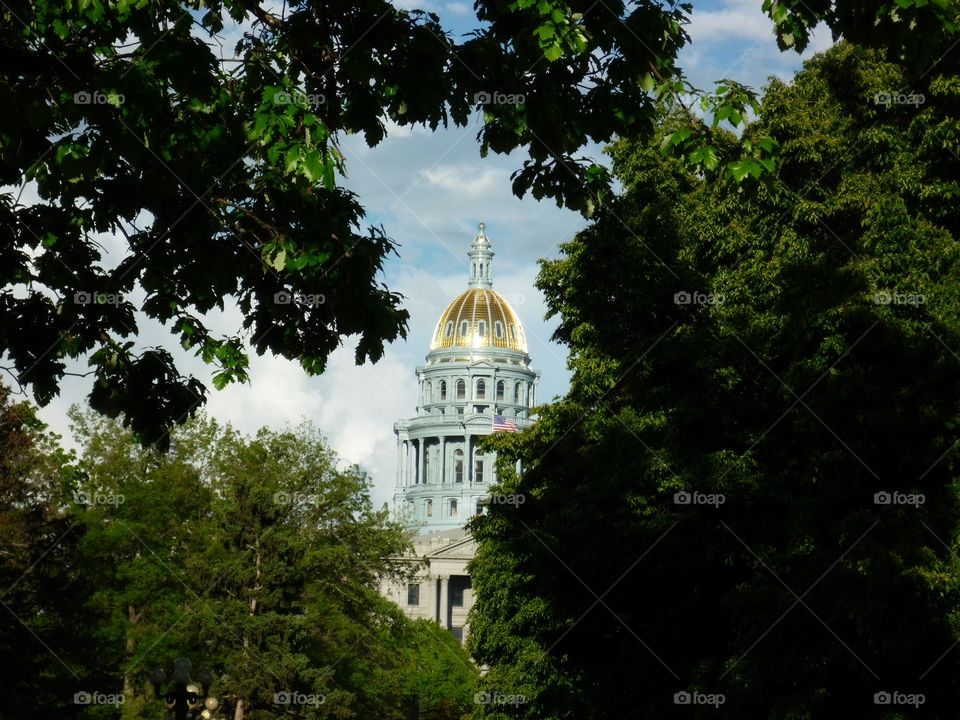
[379,222,539,644]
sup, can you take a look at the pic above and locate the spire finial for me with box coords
[478,220,486,235]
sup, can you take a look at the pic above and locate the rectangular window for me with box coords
[445,321,453,338]
[450,584,465,607]
[495,321,503,339]
[449,499,458,517]
[460,321,468,336]
[407,583,420,606]
[474,459,484,482]
[477,320,486,337]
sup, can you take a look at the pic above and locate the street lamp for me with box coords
[150,658,223,720]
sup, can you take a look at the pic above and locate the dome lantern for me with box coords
[467,221,494,289]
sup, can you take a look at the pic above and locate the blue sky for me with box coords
[32,0,834,509]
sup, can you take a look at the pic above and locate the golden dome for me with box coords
[429,288,528,354]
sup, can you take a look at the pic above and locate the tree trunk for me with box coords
[122,604,140,719]
[234,539,262,720]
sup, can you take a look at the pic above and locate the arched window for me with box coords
[439,380,447,401]
[454,449,464,483]
[474,449,484,483]
[425,381,431,402]
[445,321,454,338]
[514,382,521,404]
[425,499,433,517]
[496,380,505,401]
[476,380,486,400]
[479,263,484,277]
[456,380,466,400]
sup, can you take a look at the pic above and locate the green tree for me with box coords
[469,42,960,718]
[2,0,955,446]
[0,385,105,718]
[69,412,477,718]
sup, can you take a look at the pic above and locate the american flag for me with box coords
[492,415,518,433]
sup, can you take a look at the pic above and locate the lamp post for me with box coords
[150,658,223,720]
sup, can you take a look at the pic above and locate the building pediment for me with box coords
[423,535,476,559]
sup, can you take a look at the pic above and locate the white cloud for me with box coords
[687,0,774,44]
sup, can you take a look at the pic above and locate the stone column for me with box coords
[396,441,402,488]
[417,438,425,485]
[438,575,450,629]
[426,571,437,621]
[440,436,446,485]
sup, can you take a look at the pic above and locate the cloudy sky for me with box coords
[28,0,834,509]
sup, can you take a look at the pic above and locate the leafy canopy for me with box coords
[469,41,960,718]
[1,0,956,447]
